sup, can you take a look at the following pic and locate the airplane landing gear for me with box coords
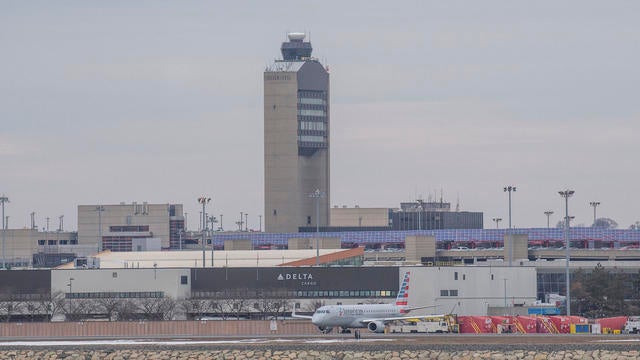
[354,329,361,339]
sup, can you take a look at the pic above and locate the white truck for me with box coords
[389,319,452,333]
[624,316,640,334]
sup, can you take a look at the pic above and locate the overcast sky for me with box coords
[1,1,639,231]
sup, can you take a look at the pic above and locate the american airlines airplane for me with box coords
[293,271,438,333]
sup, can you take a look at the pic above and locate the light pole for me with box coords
[239,212,243,231]
[503,278,508,309]
[209,215,216,267]
[198,197,211,268]
[219,214,223,231]
[177,229,184,250]
[309,189,325,266]
[0,195,9,269]
[95,206,105,252]
[245,213,248,231]
[544,211,554,229]
[503,186,516,267]
[492,217,502,229]
[590,201,600,226]
[416,200,424,230]
[67,277,74,316]
[259,215,262,232]
[559,189,574,316]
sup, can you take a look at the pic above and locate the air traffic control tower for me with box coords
[264,33,330,233]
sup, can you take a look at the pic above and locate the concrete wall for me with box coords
[399,266,537,316]
[330,207,390,227]
[52,268,191,300]
[404,235,436,262]
[503,233,529,263]
[224,239,252,251]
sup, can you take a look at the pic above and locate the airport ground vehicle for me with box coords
[388,315,458,333]
[623,316,640,334]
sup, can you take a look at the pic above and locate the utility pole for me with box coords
[309,189,325,266]
[559,189,575,316]
[198,197,211,268]
[503,186,516,267]
[544,211,554,228]
[590,201,600,226]
[0,195,9,269]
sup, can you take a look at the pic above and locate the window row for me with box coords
[298,135,325,143]
[440,289,459,297]
[66,291,164,299]
[110,225,150,232]
[299,97,326,105]
[298,109,326,117]
[38,240,77,245]
[192,289,396,299]
[299,121,326,131]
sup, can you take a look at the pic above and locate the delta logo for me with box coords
[277,273,314,280]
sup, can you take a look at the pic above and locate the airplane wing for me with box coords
[403,304,438,312]
[359,314,448,324]
[291,307,313,320]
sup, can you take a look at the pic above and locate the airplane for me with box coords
[292,271,440,334]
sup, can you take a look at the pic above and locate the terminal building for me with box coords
[77,202,185,252]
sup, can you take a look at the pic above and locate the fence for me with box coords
[0,320,318,338]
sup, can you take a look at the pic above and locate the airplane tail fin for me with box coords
[395,271,410,312]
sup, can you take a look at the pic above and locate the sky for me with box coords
[1,1,639,231]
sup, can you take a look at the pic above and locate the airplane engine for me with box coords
[367,321,386,333]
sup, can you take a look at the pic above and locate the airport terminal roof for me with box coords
[56,247,364,269]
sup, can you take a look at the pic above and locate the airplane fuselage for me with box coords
[311,303,403,329]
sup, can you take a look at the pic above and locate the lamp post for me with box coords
[503,278,508,309]
[197,197,211,268]
[209,215,216,267]
[503,186,516,267]
[259,215,262,232]
[245,213,248,231]
[177,229,184,251]
[67,277,74,316]
[309,189,325,266]
[544,211,554,229]
[219,214,223,231]
[416,200,424,230]
[590,201,600,226]
[559,189,575,316]
[492,217,502,229]
[239,212,243,231]
[95,206,105,252]
[0,195,8,269]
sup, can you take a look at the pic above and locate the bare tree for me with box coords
[208,299,226,320]
[220,288,250,320]
[179,298,211,320]
[629,221,640,230]
[139,297,177,320]
[96,297,122,321]
[116,299,139,321]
